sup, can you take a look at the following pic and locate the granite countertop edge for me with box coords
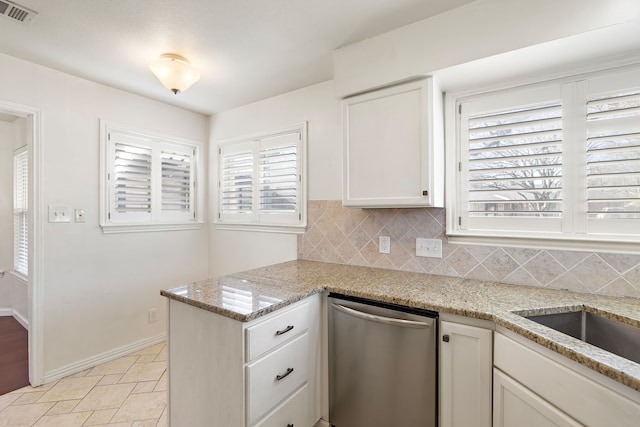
[161,260,640,392]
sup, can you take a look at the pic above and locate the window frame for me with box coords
[214,122,308,234]
[99,120,204,234]
[446,63,640,253]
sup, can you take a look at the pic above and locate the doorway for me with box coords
[0,100,43,389]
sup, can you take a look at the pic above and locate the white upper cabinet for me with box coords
[342,77,444,208]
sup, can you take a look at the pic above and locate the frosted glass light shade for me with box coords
[149,53,200,94]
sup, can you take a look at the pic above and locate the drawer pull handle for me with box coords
[275,325,294,336]
[276,367,294,381]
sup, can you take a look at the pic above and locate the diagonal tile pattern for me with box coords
[0,342,167,427]
[299,200,640,298]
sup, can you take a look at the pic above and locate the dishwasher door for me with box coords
[328,293,437,427]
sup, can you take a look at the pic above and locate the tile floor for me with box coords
[0,342,167,427]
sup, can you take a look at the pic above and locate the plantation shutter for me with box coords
[586,88,640,222]
[219,141,255,221]
[459,85,564,233]
[109,137,153,222]
[161,147,195,220]
[13,148,28,277]
[258,132,300,223]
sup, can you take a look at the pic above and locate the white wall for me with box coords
[208,81,341,276]
[0,52,209,378]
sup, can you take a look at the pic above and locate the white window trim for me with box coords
[446,62,640,254]
[214,122,308,234]
[99,120,204,234]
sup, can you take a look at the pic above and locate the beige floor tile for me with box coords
[0,402,55,427]
[110,392,166,423]
[156,407,167,427]
[97,374,123,386]
[131,420,157,427]
[68,368,92,378]
[88,357,138,377]
[12,391,47,405]
[129,343,164,357]
[153,372,166,393]
[132,382,156,394]
[136,354,157,363]
[82,408,117,425]
[0,393,20,412]
[38,376,101,402]
[72,383,136,413]
[46,399,80,415]
[32,411,92,427]
[119,362,166,384]
[104,422,133,426]
[153,347,166,363]
[9,381,58,394]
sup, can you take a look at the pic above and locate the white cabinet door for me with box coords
[493,369,582,427]
[342,77,444,208]
[440,321,492,427]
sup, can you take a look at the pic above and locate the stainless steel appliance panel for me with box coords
[328,294,437,427]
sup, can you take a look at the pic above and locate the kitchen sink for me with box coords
[525,309,640,364]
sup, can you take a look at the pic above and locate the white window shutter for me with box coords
[219,141,256,222]
[160,147,195,221]
[109,136,153,223]
[13,148,28,277]
[258,132,301,224]
[459,85,564,234]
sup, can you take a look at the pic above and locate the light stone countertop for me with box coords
[161,259,640,392]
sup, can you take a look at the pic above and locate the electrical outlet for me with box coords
[75,209,85,223]
[148,308,158,323]
[416,238,443,258]
[379,236,391,254]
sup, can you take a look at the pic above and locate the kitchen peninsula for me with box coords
[162,260,640,426]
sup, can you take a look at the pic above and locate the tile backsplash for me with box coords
[297,200,640,299]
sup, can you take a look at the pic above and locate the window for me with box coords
[100,121,203,233]
[13,146,28,277]
[449,65,640,250]
[216,123,307,233]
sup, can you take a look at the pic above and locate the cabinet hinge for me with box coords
[422,190,428,196]
[218,147,221,155]
[458,104,462,114]
[458,216,462,226]
[107,172,110,181]
[299,213,302,220]
[108,133,111,141]
[108,212,111,220]
[299,174,302,182]
[458,162,462,172]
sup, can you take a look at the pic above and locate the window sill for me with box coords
[101,222,204,234]
[447,232,640,255]
[215,222,306,234]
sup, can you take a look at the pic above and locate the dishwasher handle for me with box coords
[332,303,431,329]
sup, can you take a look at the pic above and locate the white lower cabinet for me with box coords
[439,320,493,427]
[494,332,640,427]
[255,384,309,427]
[494,369,581,427]
[167,294,321,427]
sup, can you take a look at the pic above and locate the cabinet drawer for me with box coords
[246,332,309,425]
[254,384,308,427]
[246,301,309,362]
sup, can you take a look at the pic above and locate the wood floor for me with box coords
[0,316,29,395]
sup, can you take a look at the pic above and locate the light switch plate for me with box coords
[48,205,72,223]
[416,238,442,258]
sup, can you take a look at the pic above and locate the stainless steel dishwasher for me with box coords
[328,293,438,427]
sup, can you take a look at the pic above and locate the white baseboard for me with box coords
[0,308,30,330]
[43,333,166,384]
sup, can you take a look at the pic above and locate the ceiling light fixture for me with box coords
[149,53,200,94]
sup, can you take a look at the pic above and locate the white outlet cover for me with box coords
[379,236,391,254]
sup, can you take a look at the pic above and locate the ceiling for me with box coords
[0,0,476,115]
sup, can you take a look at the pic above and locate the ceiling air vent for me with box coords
[0,0,37,25]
